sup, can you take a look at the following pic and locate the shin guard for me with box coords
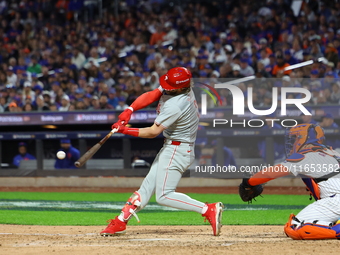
[120,192,142,222]
[294,224,337,240]
[284,214,340,240]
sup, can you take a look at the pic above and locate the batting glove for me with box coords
[111,123,139,137]
[111,122,120,130]
[118,107,133,125]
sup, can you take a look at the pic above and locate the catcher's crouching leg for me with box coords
[284,214,340,240]
[119,192,142,222]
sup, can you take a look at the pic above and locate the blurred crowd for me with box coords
[1,0,340,113]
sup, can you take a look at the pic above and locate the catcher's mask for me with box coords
[285,124,325,157]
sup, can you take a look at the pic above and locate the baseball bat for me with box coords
[215,58,327,87]
[284,57,327,71]
[74,128,118,168]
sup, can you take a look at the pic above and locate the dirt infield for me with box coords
[0,225,338,255]
[1,186,327,254]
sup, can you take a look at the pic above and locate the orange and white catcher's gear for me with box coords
[284,214,340,240]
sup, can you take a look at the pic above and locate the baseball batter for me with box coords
[241,124,340,240]
[100,67,223,236]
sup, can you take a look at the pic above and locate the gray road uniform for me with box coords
[137,88,206,213]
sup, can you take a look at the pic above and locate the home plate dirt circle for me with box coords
[0,225,338,255]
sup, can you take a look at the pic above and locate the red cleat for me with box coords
[100,216,127,236]
[202,202,224,236]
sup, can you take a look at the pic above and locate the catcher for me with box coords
[239,124,340,240]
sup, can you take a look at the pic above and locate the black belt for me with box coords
[314,169,340,183]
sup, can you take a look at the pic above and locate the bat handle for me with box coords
[110,128,118,134]
[98,128,118,145]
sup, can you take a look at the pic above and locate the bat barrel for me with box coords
[74,129,117,168]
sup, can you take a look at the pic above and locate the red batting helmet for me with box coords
[159,67,192,91]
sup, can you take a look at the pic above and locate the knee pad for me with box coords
[284,214,340,240]
[121,192,141,222]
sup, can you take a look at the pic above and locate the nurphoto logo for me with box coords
[198,77,312,128]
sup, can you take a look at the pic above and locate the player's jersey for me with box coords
[155,89,199,143]
[281,148,340,198]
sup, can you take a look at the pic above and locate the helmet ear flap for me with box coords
[285,123,323,157]
[314,125,325,144]
[305,124,325,145]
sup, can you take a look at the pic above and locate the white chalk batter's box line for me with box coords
[0,233,176,241]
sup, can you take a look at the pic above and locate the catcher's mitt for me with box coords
[239,178,263,203]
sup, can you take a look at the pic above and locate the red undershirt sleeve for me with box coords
[130,87,163,111]
[248,164,291,186]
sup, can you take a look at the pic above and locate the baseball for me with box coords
[56,151,66,160]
